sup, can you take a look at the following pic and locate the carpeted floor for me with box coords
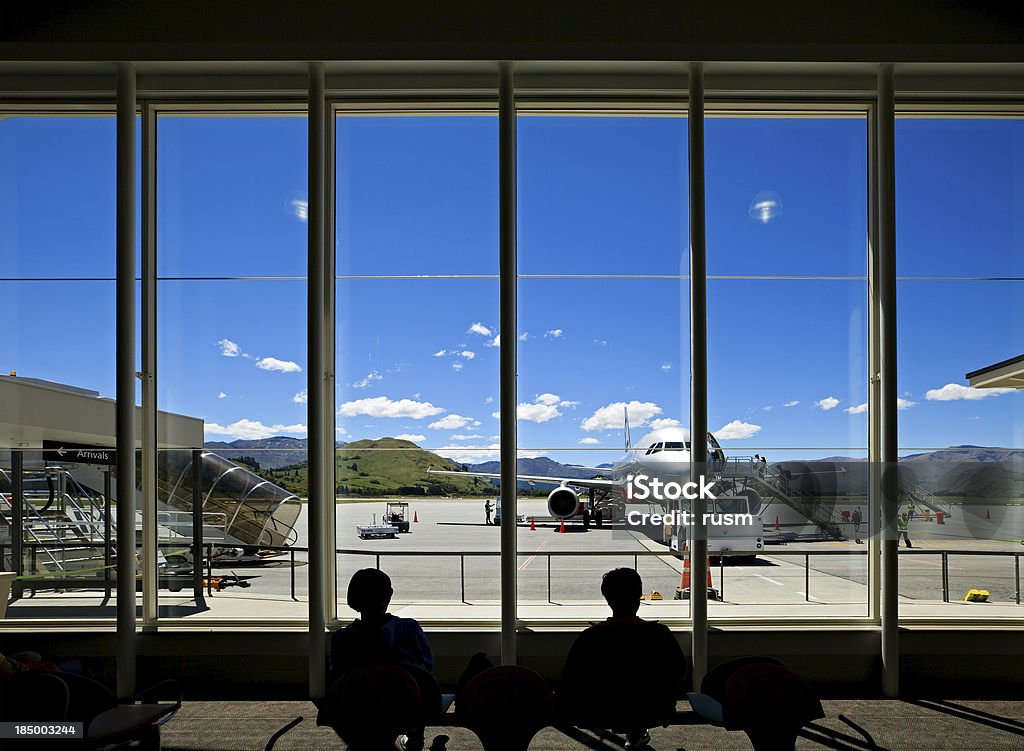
[159,699,1024,751]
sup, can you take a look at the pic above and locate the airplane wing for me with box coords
[427,468,617,491]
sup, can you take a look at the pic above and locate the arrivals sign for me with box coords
[42,440,116,467]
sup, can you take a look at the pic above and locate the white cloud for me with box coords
[452,434,485,440]
[468,322,493,337]
[535,393,561,406]
[715,420,762,440]
[256,357,303,373]
[484,396,494,404]
[458,350,476,360]
[451,362,464,371]
[433,349,447,357]
[594,339,607,346]
[394,433,426,443]
[545,329,564,338]
[292,389,307,404]
[204,419,307,441]
[428,414,473,430]
[762,405,774,412]
[846,398,915,415]
[290,197,308,222]
[559,400,579,408]
[660,363,672,372]
[925,383,1016,401]
[435,444,501,464]
[815,396,840,411]
[649,418,681,430]
[218,338,241,357]
[485,335,500,348]
[582,401,662,431]
[339,396,444,419]
[783,400,800,407]
[352,371,383,389]
[578,437,601,445]
[518,332,530,342]
[517,402,562,423]
[217,391,227,399]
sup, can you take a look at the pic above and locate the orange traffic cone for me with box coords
[559,519,565,534]
[413,511,419,523]
[678,546,691,591]
[986,509,991,520]
[774,516,781,532]
[530,516,536,531]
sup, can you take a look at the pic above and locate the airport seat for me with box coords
[319,664,422,751]
[688,655,785,723]
[722,663,824,751]
[456,665,555,751]
[0,670,180,751]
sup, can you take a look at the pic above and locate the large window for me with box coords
[517,115,692,616]
[896,116,1024,617]
[156,113,308,621]
[706,114,870,618]
[334,114,500,620]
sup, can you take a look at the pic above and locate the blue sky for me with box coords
[1,114,1022,463]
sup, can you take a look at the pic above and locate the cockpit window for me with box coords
[645,442,664,455]
[664,441,687,451]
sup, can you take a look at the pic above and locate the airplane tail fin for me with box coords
[624,405,632,450]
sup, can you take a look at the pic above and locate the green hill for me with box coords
[257,438,494,498]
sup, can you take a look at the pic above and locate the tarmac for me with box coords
[4,497,1021,622]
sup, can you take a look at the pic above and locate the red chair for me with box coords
[319,664,422,751]
[457,666,555,751]
[723,663,825,751]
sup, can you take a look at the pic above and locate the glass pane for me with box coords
[897,118,1024,278]
[518,116,688,275]
[335,113,500,622]
[157,116,308,278]
[707,116,867,278]
[156,113,308,621]
[337,116,498,276]
[705,115,870,619]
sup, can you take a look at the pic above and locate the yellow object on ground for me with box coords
[963,589,990,602]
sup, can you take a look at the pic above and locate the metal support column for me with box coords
[867,91,882,625]
[191,450,206,607]
[141,99,158,629]
[323,88,338,627]
[307,61,328,699]
[11,451,24,592]
[104,470,112,600]
[499,61,518,665]
[877,63,900,698]
[688,61,709,690]
[115,61,138,700]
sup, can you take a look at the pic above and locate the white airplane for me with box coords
[428,413,764,551]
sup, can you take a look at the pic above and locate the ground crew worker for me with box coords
[897,512,912,548]
[906,499,917,522]
[852,507,863,544]
[485,498,494,525]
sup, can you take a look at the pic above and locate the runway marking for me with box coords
[518,540,549,571]
[753,574,785,586]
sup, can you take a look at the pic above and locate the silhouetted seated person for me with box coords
[326,569,435,750]
[559,568,687,750]
[329,568,434,684]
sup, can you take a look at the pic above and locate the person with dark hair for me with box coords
[329,569,434,684]
[327,569,435,751]
[559,568,687,750]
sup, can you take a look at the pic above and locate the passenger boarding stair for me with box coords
[0,467,111,579]
[719,458,846,541]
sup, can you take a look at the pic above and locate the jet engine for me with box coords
[547,486,582,520]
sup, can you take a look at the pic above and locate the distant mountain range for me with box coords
[203,438,1024,500]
